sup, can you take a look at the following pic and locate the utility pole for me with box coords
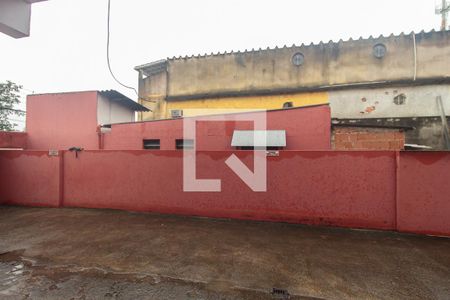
[436,0,450,30]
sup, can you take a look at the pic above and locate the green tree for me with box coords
[0,81,24,131]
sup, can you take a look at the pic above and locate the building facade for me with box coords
[21,90,331,151]
[100,105,331,151]
[136,30,450,149]
[26,90,148,150]
[0,0,46,38]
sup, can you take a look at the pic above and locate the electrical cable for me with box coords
[106,0,138,97]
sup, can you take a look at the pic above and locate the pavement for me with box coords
[0,206,449,300]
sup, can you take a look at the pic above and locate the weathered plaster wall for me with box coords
[328,84,450,149]
[138,71,167,120]
[163,92,327,118]
[166,31,450,98]
[138,31,450,121]
[329,84,450,119]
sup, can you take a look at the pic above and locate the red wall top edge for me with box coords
[0,131,27,148]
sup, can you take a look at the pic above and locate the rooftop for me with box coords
[99,90,149,112]
[135,29,450,75]
[29,90,149,112]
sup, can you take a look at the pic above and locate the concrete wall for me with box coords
[329,84,450,119]
[138,31,450,123]
[103,105,331,150]
[26,91,99,150]
[0,0,45,38]
[329,84,450,149]
[1,149,450,236]
[97,94,135,125]
[0,0,31,38]
[163,92,327,119]
[166,31,449,98]
[142,83,450,121]
[138,71,167,120]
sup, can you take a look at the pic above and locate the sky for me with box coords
[0,0,444,129]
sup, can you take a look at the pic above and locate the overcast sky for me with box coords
[0,0,444,128]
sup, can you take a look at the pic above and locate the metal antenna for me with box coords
[436,0,450,30]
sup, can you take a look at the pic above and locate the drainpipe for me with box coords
[97,125,104,150]
[138,70,144,121]
[412,32,417,81]
[436,96,450,149]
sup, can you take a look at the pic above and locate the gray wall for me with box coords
[0,0,45,38]
[329,84,450,119]
[97,95,135,125]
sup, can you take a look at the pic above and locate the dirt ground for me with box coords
[0,206,449,300]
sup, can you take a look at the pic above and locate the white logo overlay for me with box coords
[182,109,267,192]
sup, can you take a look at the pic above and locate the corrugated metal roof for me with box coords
[231,130,286,147]
[99,90,149,112]
[134,59,167,76]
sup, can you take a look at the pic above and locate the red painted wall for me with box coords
[103,105,331,150]
[0,131,27,148]
[62,150,395,229]
[26,91,99,150]
[2,149,449,236]
[397,152,450,236]
[0,151,60,207]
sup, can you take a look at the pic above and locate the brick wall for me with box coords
[332,127,405,150]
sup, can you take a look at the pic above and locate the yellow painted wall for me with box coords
[160,92,328,119]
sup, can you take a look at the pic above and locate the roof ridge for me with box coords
[134,29,449,70]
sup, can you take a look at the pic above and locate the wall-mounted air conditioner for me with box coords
[171,109,183,118]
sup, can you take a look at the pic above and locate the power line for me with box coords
[106,0,138,97]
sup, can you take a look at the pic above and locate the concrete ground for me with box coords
[0,207,449,300]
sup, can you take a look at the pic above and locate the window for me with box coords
[393,93,406,105]
[291,52,305,66]
[143,139,160,149]
[283,102,293,108]
[238,146,282,150]
[176,139,194,150]
[373,43,387,59]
